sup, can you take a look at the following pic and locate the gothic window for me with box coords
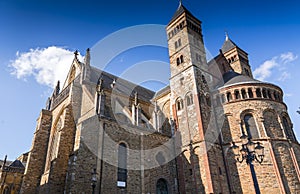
[282,116,295,141]
[226,92,232,102]
[45,118,62,171]
[234,90,240,100]
[256,88,262,98]
[244,114,259,139]
[248,88,253,98]
[117,143,127,187]
[156,178,168,194]
[176,98,184,111]
[241,89,247,99]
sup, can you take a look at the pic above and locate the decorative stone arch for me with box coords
[45,106,66,171]
[263,109,284,138]
[239,109,260,139]
[175,97,184,111]
[280,112,296,141]
[156,178,169,194]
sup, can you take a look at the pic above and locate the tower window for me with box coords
[226,92,232,102]
[234,90,240,100]
[175,38,182,49]
[262,88,267,98]
[176,98,184,111]
[186,93,193,106]
[176,55,184,65]
[241,89,247,99]
[256,88,262,98]
[248,88,253,98]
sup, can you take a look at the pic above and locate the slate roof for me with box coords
[168,3,200,25]
[221,37,238,53]
[222,71,261,86]
[90,67,155,103]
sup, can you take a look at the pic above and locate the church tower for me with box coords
[221,34,253,77]
[167,3,229,194]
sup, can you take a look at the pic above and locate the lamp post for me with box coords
[91,168,97,194]
[231,134,264,194]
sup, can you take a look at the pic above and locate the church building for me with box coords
[20,3,300,194]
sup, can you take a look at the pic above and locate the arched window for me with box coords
[282,116,295,141]
[156,178,168,194]
[234,90,240,100]
[262,88,267,98]
[180,55,184,63]
[176,98,184,111]
[248,88,253,98]
[117,143,127,187]
[45,118,62,171]
[186,93,193,106]
[176,58,180,65]
[244,114,259,139]
[241,89,247,99]
[256,88,262,98]
[226,92,232,102]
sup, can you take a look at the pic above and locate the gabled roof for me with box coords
[9,160,25,168]
[168,3,199,25]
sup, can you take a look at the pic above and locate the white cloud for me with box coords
[253,57,278,81]
[9,46,83,88]
[278,71,291,82]
[253,52,298,82]
[280,52,298,64]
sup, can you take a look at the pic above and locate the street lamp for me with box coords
[91,168,97,194]
[231,135,265,194]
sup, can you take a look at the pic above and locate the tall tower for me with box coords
[167,3,229,194]
[221,33,253,77]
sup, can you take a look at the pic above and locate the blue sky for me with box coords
[0,0,300,160]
